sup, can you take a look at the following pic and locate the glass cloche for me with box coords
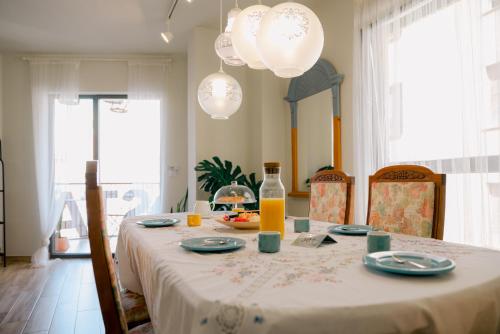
[213,181,256,209]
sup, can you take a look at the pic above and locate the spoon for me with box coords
[391,255,428,269]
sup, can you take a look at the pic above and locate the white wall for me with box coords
[2,54,40,256]
[1,53,188,256]
[0,54,2,140]
[187,27,254,205]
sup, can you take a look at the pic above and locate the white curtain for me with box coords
[29,59,80,266]
[352,0,396,225]
[127,61,169,213]
[354,0,500,248]
[353,0,500,248]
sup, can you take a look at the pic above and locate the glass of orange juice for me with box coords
[187,214,202,227]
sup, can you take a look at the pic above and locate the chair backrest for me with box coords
[85,161,128,334]
[367,165,446,239]
[309,170,355,224]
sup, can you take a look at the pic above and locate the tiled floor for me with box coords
[0,259,104,334]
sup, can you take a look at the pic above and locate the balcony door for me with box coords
[51,95,160,257]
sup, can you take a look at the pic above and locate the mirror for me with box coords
[297,89,334,192]
[285,59,343,197]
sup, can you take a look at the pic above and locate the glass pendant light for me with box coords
[231,1,270,70]
[215,1,245,66]
[197,68,242,119]
[256,2,324,78]
[197,0,243,120]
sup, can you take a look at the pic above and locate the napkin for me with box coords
[292,233,337,248]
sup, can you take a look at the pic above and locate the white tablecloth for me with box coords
[116,214,500,334]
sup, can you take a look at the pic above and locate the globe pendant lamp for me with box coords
[256,2,324,78]
[231,2,270,70]
[215,5,245,66]
[198,65,242,120]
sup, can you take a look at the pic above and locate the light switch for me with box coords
[168,165,179,176]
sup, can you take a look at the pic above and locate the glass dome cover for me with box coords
[214,181,256,205]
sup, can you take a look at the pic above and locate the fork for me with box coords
[202,239,228,246]
[391,255,428,269]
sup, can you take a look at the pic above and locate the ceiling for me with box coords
[0,0,316,54]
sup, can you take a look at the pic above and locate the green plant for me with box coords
[305,165,334,187]
[170,189,188,213]
[195,156,263,210]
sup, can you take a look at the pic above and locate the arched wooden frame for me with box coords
[285,59,344,198]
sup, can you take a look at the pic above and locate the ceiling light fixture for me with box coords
[161,19,174,44]
[105,100,128,113]
[198,0,243,119]
[215,0,245,66]
[161,0,181,44]
[256,2,324,78]
[231,0,270,70]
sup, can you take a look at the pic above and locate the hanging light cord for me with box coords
[219,0,224,72]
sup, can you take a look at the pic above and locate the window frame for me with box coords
[50,94,127,259]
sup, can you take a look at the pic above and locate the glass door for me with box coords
[51,95,161,257]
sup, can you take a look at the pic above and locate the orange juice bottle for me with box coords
[259,162,285,239]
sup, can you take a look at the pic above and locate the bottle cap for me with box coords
[264,162,280,174]
[264,162,280,168]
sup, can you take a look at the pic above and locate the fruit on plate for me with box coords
[223,211,259,223]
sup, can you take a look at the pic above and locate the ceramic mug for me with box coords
[258,231,281,253]
[294,219,310,233]
[367,231,391,253]
[193,200,213,217]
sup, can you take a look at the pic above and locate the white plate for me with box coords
[215,216,260,230]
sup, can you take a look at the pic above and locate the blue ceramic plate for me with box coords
[136,218,180,228]
[363,251,456,276]
[328,224,373,235]
[180,237,246,252]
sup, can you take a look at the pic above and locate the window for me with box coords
[52,95,160,256]
[385,0,500,247]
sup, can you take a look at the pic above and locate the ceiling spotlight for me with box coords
[161,19,173,44]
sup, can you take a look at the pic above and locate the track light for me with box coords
[161,19,173,44]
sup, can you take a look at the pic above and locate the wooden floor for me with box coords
[0,259,104,334]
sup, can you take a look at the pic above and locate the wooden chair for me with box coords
[367,165,446,239]
[85,161,154,334]
[309,170,355,224]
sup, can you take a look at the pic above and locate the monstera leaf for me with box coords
[195,156,262,210]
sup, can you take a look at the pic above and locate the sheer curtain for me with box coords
[29,59,80,266]
[127,61,169,213]
[353,0,500,248]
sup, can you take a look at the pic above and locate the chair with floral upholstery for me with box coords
[85,161,154,334]
[367,165,446,239]
[309,170,355,224]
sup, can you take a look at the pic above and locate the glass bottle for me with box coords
[259,162,285,239]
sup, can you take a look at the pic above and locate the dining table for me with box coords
[116,213,500,334]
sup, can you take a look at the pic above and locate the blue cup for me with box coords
[258,231,281,253]
[367,231,391,253]
[294,219,310,233]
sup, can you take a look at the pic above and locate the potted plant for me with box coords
[54,227,70,253]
